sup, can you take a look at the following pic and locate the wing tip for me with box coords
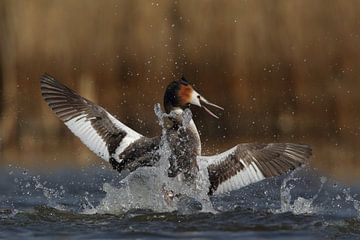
[39,73,77,100]
[40,73,56,86]
[287,143,313,161]
[40,73,59,95]
[40,73,80,122]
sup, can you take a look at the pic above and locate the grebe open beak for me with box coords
[190,90,224,119]
[199,96,224,119]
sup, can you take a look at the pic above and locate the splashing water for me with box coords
[3,165,360,239]
[32,175,67,211]
[75,105,360,216]
[95,104,214,214]
[344,188,360,217]
[10,169,67,211]
[4,150,360,239]
[6,124,360,219]
[275,169,327,215]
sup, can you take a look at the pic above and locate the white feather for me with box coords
[65,115,109,160]
[198,146,238,167]
[200,146,266,195]
[106,112,142,140]
[213,160,265,195]
[63,110,143,162]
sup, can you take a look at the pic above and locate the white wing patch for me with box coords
[213,161,265,195]
[65,115,110,160]
[106,112,142,161]
[199,146,267,195]
[198,146,238,168]
[64,113,142,162]
[199,146,265,194]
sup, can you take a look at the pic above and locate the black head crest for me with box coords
[180,75,189,85]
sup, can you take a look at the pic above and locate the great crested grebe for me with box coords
[40,74,311,195]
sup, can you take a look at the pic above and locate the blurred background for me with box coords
[0,0,359,182]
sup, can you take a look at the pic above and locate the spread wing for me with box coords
[198,143,312,195]
[40,74,142,162]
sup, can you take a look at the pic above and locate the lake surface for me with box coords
[1,164,360,239]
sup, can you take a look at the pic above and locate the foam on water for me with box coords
[93,104,214,214]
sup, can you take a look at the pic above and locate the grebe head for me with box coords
[164,76,224,118]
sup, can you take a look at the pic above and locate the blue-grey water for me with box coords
[1,164,360,239]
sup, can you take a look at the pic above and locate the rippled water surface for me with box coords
[1,165,360,239]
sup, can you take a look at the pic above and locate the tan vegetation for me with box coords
[0,0,360,181]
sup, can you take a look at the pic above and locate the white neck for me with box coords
[189,118,201,155]
[171,108,201,155]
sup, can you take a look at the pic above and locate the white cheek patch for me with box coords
[189,89,201,107]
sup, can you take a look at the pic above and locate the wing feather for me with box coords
[40,74,142,162]
[199,143,311,195]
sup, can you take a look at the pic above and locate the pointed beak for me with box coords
[199,96,224,119]
[190,90,224,119]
